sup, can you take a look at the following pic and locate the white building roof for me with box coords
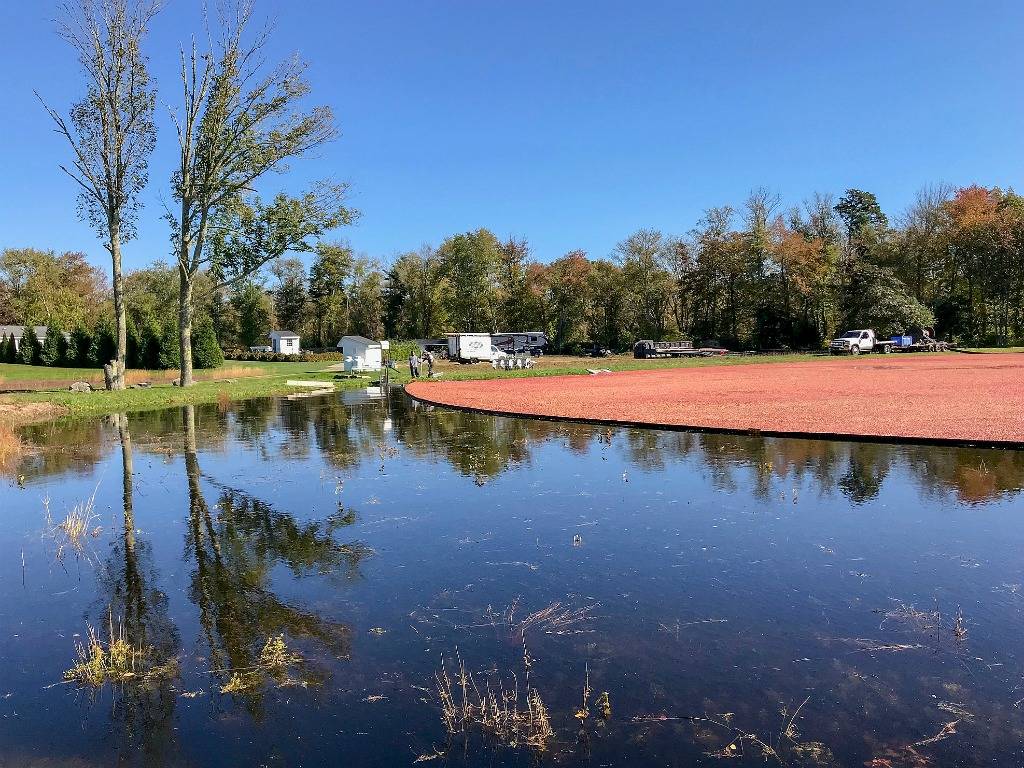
[0,325,48,339]
[338,335,383,347]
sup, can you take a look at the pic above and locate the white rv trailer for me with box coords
[446,333,505,363]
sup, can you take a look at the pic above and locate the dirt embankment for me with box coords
[407,354,1024,446]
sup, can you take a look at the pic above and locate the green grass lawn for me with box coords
[959,347,1024,354]
[0,359,323,383]
[0,362,110,381]
[0,360,379,422]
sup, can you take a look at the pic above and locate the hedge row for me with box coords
[0,318,223,370]
[223,350,344,363]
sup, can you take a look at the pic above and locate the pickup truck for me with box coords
[829,329,893,355]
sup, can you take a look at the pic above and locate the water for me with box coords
[2,389,1023,767]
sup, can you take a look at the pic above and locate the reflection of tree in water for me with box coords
[310,397,381,469]
[181,405,365,716]
[14,418,108,482]
[275,399,314,459]
[387,394,1024,504]
[837,444,892,504]
[626,431,848,501]
[906,444,1024,505]
[14,391,1024,506]
[624,429,700,472]
[392,398,580,479]
[228,397,280,456]
[96,414,181,762]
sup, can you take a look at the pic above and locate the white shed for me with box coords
[338,336,389,372]
[268,330,301,355]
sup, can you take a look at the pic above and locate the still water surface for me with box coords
[2,389,1024,767]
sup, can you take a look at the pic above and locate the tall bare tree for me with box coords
[39,0,159,390]
[169,2,343,386]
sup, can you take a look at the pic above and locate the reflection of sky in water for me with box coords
[1,389,1023,767]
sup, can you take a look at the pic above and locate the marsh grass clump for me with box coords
[952,606,968,642]
[44,488,102,563]
[64,613,177,688]
[0,420,25,474]
[434,649,555,753]
[218,634,304,695]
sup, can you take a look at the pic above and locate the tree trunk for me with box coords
[179,267,194,387]
[115,413,135,554]
[109,222,127,390]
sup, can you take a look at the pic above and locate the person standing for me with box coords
[408,351,419,378]
[426,350,435,377]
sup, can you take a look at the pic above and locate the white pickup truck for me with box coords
[829,329,894,355]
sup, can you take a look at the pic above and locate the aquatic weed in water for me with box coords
[219,634,304,695]
[64,611,177,688]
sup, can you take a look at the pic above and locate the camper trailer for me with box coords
[491,331,548,355]
[447,333,504,363]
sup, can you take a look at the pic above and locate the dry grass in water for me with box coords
[505,598,597,637]
[434,645,554,753]
[44,487,102,563]
[0,420,25,474]
[219,634,304,695]
[880,601,938,633]
[841,638,926,654]
[632,695,832,766]
[573,664,612,724]
[64,611,177,688]
[952,606,968,642]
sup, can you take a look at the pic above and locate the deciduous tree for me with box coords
[169,2,348,385]
[39,0,159,389]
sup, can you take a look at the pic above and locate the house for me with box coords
[337,336,389,372]
[268,330,301,355]
[0,325,50,353]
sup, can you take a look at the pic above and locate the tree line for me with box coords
[5,182,1024,362]
[254,184,1024,352]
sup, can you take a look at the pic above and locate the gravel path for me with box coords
[406,354,1024,446]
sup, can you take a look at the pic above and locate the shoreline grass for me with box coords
[1,360,363,424]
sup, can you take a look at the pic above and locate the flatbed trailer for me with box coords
[633,339,695,359]
[892,340,950,353]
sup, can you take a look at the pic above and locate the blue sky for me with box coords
[1,1,1022,273]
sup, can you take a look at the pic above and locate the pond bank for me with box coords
[0,364,358,425]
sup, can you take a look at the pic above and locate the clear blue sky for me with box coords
[1,1,1022,273]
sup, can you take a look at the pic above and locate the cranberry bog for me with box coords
[407,353,1024,446]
